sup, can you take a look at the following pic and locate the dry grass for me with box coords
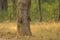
[0,22,60,40]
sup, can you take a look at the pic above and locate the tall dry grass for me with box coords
[0,22,60,40]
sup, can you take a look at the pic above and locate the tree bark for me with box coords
[17,0,32,36]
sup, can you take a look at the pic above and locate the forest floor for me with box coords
[0,22,60,40]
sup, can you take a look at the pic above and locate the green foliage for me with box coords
[30,0,58,22]
[30,0,40,21]
[0,0,58,22]
[41,2,58,22]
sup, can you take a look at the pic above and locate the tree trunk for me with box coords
[38,0,42,22]
[58,0,60,21]
[17,0,32,36]
[2,0,8,11]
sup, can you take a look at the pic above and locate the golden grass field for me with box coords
[0,22,60,40]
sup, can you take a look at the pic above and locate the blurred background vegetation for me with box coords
[0,0,58,22]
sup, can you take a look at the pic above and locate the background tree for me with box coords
[0,0,2,14]
[12,0,16,10]
[17,0,32,36]
[2,0,8,11]
[58,0,60,21]
[38,0,42,22]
